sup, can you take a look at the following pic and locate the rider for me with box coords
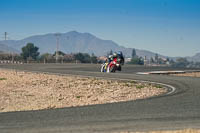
[108,52,118,63]
[104,51,124,71]
[116,51,124,65]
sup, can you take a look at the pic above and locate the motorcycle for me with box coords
[101,57,122,73]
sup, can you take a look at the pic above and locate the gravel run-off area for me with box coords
[0,69,167,112]
[172,72,200,77]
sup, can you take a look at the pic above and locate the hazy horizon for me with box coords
[0,0,200,57]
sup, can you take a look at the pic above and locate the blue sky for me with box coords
[0,0,200,57]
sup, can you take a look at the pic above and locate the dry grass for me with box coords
[0,77,6,80]
[116,129,200,133]
[0,69,167,112]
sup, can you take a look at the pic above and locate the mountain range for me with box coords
[0,31,199,62]
[186,53,200,62]
[0,43,19,53]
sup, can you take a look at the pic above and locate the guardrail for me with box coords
[0,60,23,64]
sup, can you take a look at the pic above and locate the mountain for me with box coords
[0,31,167,58]
[0,43,19,54]
[186,53,200,62]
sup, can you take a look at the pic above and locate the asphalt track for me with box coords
[0,64,200,133]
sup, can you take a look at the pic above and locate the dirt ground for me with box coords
[0,69,166,112]
[172,72,200,77]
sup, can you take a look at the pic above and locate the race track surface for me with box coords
[0,64,200,133]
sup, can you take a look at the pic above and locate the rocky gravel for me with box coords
[172,72,200,77]
[0,69,167,112]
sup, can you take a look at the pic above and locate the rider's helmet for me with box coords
[117,51,123,57]
[113,52,117,58]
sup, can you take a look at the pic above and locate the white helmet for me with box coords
[113,52,117,57]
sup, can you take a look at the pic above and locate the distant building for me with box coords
[97,56,107,63]
[125,58,131,63]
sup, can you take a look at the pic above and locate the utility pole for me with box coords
[4,32,7,40]
[55,33,61,63]
[4,32,14,63]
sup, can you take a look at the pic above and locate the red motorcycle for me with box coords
[101,51,124,73]
[107,57,123,73]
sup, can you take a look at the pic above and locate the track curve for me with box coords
[0,64,200,133]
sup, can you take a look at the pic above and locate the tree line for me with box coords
[127,49,144,65]
[0,43,98,64]
[1,43,200,68]
[127,49,200,68]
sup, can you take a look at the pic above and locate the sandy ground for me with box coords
[0,69,166,112]
[172,72,200,77]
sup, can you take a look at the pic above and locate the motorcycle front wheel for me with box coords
[109,65,116,73]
